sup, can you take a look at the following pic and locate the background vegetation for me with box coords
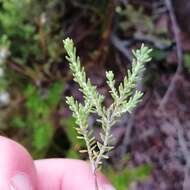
[0,0,190,189]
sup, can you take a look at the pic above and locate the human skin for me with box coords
[0,136,115,190]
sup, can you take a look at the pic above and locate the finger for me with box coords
[35,159,115,190]
[0,136,38,190]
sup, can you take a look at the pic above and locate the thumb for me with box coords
[0,136,38,190]
[35,159,115,190]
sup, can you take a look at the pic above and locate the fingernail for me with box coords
[101,184,116,190]
[10,173,32,190]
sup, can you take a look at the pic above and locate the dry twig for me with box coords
[175,119,190,190]
[110,33,132,62]
[159,0,183,109]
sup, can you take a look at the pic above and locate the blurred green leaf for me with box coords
[11,117,26,128]
[62,117,85,147]
[47,81,64,106]
[151,49,167,61]
[106,164,152,190]
[62,117,85,158]
[184,53,190,72]
[67,149,80,159]
[33,123,54,151]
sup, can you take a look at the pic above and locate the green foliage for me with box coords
[106,164,152,190]
[0,0,67,157]
[151,49,167,61]
[0,0,33,35]
[116,4,168,35]
[63,38,152,172]
[61,117,85,159]
[116,4,155,34]
[116,4,171,48]
[184,53,190,73]
[0,0,65,64]
[0,35,10,91]
[11,81,64,157]
[0,0,40,62]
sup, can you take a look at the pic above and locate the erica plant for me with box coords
[63,38,152,190]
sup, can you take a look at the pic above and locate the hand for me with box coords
[0,136,115,190]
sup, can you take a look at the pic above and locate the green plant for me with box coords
[116,4,171,49]
[0,35,10,92]
[0,0,64,64]
[106,164,152,190]
[61,117,85,159]
[184,53,190,73]
[116,4,155,34]
[0,0,40,62]
[11,81,64,158]
[63,38,152,189]
[0,0,67,154]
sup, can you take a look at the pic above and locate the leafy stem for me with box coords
[63,38,152,189]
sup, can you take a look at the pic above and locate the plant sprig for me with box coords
[63,38,152,176]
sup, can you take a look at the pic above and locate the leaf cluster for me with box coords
[63,38,152,171]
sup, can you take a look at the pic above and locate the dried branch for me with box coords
[159,0,183,109]
[175,119,190,190]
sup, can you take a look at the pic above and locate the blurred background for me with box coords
[0,0,190,189]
